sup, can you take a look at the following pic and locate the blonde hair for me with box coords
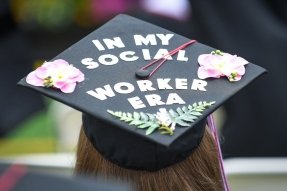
[75,126,223,191]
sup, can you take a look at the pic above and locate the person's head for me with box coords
[18,14,266,191]
[75,125,223,191]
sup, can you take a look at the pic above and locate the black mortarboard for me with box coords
[18,14,266,171]
[0,164,130,191]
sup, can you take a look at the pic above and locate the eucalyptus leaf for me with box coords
[182,106,188,112]
[136,120,146,125]
[120,116,126,121]
[146,124,160,135]
[210,101,216,105]
[188,105,193,110]
[130,120,144,126]
[147,113,156,121]
[189,111,202,116]
[180,116,196,122]
[127,112,132,118]
[140,112,148,122]
[138,122,153,129]
[133,112,140,120]
[107,110,114,115]
[176,107,184,115]
[169,109,179,118]
[175,119,190,127]
[123,117,133,123]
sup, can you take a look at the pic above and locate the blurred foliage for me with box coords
[0,110,56,155]
[9,0,138,32]
[10,0,94,31]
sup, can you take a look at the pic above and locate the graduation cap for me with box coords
[0,164,130,191]
[18,14,266,171]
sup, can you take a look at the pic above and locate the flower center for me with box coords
[216,62,225,69]
[58,74,63,79]
[228,72,238,81]
[43,76,53,87]
[156,108,176,135]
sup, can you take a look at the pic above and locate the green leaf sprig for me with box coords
[107,101,215,136]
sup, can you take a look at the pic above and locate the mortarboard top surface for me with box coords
[18,14,266,147]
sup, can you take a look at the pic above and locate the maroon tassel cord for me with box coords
[136,39,197,79]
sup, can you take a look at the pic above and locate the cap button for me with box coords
[135,69,150,79]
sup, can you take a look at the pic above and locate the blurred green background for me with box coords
[0,109,56,155]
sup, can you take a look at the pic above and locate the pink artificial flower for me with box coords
[26,59,84,93]
[197,50,249,82]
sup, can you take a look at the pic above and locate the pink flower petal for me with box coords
[35,66,48,79]
[69,67,82,78]
[41,61,52,68]
[70,72,85,82]
[234,65,246,75]
[60,83,76,93]
[26,58,84,93]
[198,54,209,66]
[26,71,44,86]
[197,67,222,79]
[197,50,249,82]
[234,75,242,81]
[54,80,66,88]
[235,55,249,65]
[52,59,70,67]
